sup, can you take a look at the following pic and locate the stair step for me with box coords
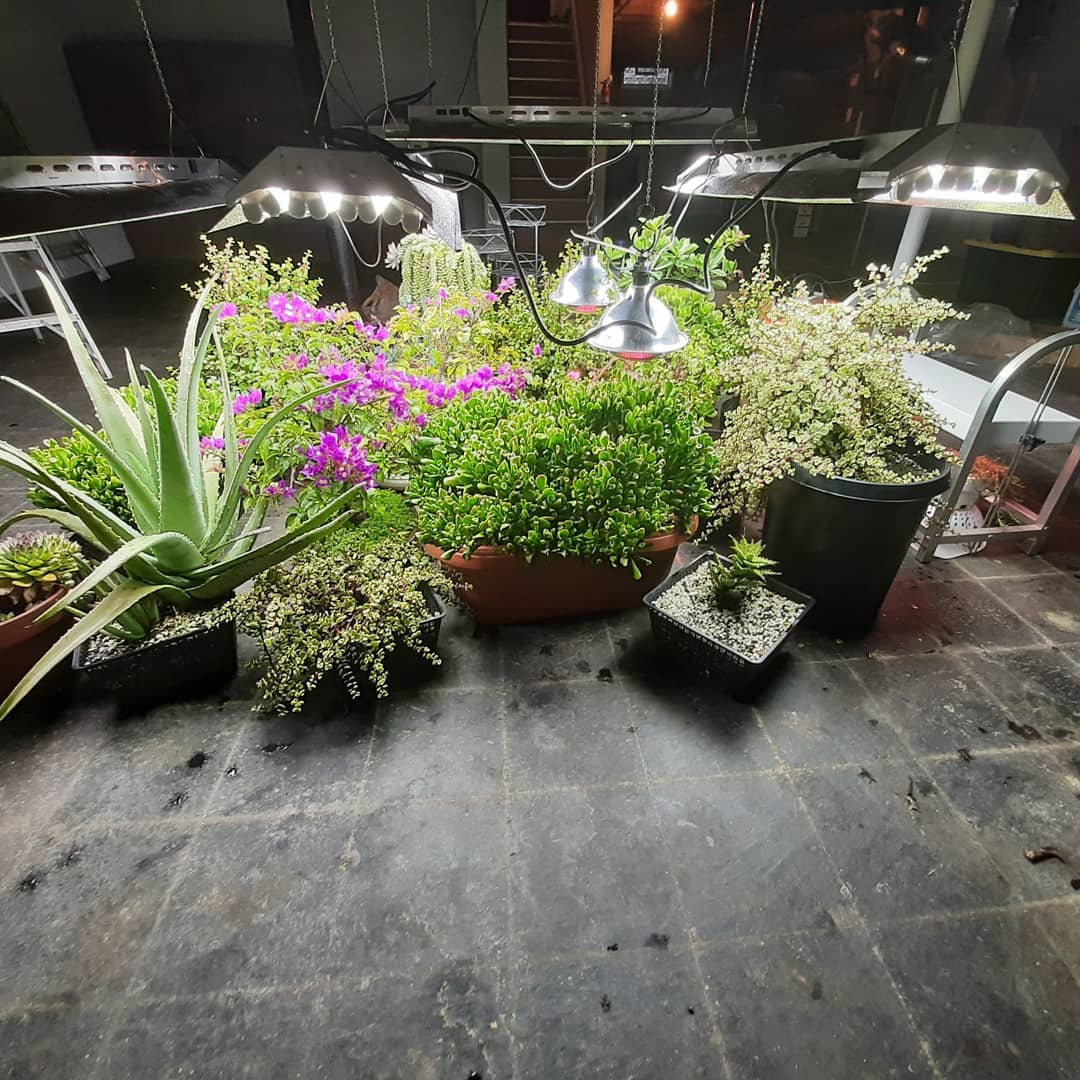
[509,79,580,101]
[509,95,581,104]
[507,20,574,41]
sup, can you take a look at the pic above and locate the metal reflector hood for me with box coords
[668,124,1075,220]
[0,155,240,241]
[210,146,433,233]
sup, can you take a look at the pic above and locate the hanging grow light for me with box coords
[666,124,1075,220]
[209,146,433,233]
[550,240,621,313]
[589,265,687,360]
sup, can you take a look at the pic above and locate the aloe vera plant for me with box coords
[0,273,365,718]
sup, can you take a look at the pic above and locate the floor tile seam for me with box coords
[608,619,736,1080]
[497,689,521,1079]
[748,704,947,1080]
[964,573,1060,648]
[842,658,1080,995]
[84,716,259,1080]
[847,640,1061,663]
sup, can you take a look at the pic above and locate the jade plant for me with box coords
[708,538,778,611]
[0,274,364,718]
[387,233,489,306]
[713,250,960,519]
[0,531,82,620]
[413,375,718,577]
[230,492,450,711]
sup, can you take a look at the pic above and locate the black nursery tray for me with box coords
[73,617,238,714]
[643,551,814,696]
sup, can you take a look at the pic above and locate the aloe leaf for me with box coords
[0,582,184,721]
[187,508,356,601]
[0,381,158,530]
[224,498,268,559]
[176,283,216,472]
[143,369,208,542]
[125,349,158,481]
[33,271,150,472]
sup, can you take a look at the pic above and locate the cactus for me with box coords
[708,538,778,612]
[0,531,82,617]
[389,234,490,306]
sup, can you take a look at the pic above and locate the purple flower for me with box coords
[533,343,544,357]
[232,389,263,416]
[199,436,225,453]
[264,480,297,500]
[496,276,516,294]
[483,291,498,303]
[414,412,429,428]
[437,288,450,300]
[217,302,238,319]
[567,369,582,381]
[452,307,471,320]
[267,293,339,325]
[299,426,379,490]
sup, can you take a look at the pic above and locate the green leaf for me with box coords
[125,350,158,482]
[143,369,208,543]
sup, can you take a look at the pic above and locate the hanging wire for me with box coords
[337,216,385,269]
[132,0,204,156]
[585,0,604,223]
[425,0,434,103]
[741,0,768,125]
[949,0,971,116]
[371,0,393,128]
[643,5,667,211]
[703,0,717,88]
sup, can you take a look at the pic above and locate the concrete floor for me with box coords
[1,264,1080,1078]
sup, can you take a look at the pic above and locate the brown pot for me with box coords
[0,589,72,705]
[425,521,695,624]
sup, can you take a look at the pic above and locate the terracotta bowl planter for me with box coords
[0,589,72,706]
[425,520,695,624]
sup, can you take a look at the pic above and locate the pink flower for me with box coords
[532,343,544,357]
[483,291,498,303]
[217,302,238,319]
[199,436,225,453]
[452,307,471,319]
[437,288,450,300]
[232,389,263,415]
[496,276,516,294]
[264,481,296,500]
[567,370,582,381]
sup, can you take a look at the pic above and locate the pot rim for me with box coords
[790,455,950,503]
[425,516,697,565]
[0,588,68,650]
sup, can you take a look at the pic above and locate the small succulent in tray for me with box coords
[707,537,778,611]
[0,532,82,619]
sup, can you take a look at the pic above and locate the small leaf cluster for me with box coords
[0,530,83,617]
[412,376,718,573]
[708,537,777,611]
[388,233,490,306]
[229,492,450,712]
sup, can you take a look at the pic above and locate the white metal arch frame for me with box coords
[913,329,1080,561]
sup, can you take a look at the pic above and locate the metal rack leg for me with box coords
[1026,440,1080,554]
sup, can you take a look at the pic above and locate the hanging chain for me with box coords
[703,0,717,88]
[644,6,666,209]
[586,0,603,213]
[313,0,340,125]
[133,0,204,156]
[371,0,391,125]
[425,0,434,102]
[740,0,768,124]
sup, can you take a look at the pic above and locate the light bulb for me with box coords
[370,195,393,218]
[319,191,343,214]
[240,195,268,224]
[382,200,404,226]
[401,206,423,233]
[663,0,678,17]
[287,192,309,219]
[356,197,378,224]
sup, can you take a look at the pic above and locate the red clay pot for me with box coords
[425,521,695,624]
[0,589,71,705]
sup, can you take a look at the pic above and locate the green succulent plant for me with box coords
[0,531,82,617]
[708,537,778,611]
[0,273,364,719]
[388,234,489,306]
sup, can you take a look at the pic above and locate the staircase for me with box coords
[506,17,592,259]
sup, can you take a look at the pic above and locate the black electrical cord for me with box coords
[363,81,437,132]
[457,0,492,104]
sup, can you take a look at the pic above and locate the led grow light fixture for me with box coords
[589,264,687,360]
[209,146,433,233]
[550,241,621,313]
[666,124,1075,220]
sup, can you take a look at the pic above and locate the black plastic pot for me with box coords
[73,617,238,714]
[336,585,446,694]
[644,552,814,698]
[762,458,951,635]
